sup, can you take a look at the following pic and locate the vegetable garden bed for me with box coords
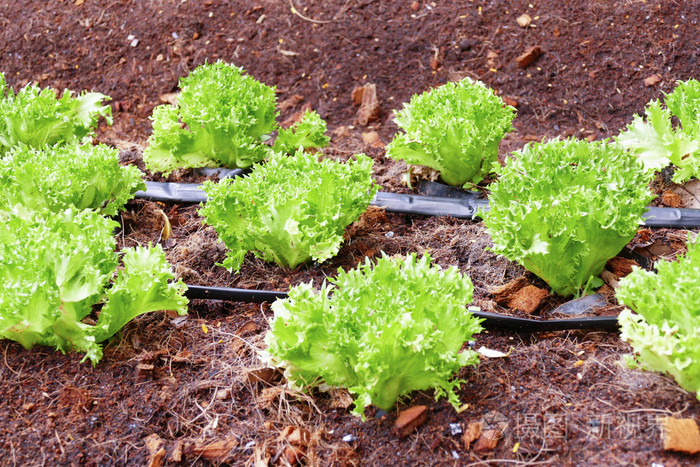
[1,1,700,465]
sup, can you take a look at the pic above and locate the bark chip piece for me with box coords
[516,14,532,28]
[462,421,483,449]
[515,46,543,68]
[661,417,700,454]
[394,405,428,438]
[507,285,548,314]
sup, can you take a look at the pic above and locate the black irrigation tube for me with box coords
[139,177,688,332]
[183,284,619,332]
[134,180,700,229]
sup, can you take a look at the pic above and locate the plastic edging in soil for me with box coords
[183,284,619,332]
[134,181,700,229]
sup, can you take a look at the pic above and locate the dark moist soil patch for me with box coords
[1,0,700,465]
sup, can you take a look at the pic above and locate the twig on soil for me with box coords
[3,343,22,377]
[54,430,65,457]
[288,0,348,24]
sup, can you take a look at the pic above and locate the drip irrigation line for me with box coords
[185,285,288,302]
[134,181,700,229]
[182,284,619,332]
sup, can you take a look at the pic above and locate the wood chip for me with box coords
[506,285,548,314]
[490,277,529,303]
[502,95,518,108]
[430,47,441,70]
[361,131,384,148]
[605,257,638,277]
[515,45,543,69]
[516,13,532,28]
[236,320,260,336]
[144,434,166,467]
[285,427,311,446]
[644,74,661,87]
[661,417,700,454]
[600,269,619,290]
[328,388,354,409]
[661,189,683,208]
[462,421,483,449]
[473,429,501,453]
[394,405,428,438]
[169,440,183,463]
[188,437,237,462]
[245,367,282,385]
[282,445,305,465]
[354,83,381,126]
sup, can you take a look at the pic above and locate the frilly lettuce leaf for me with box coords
[483,138,654,297]
[92,245,189,343]
[617,238,700,398]
[273,110,330,154]
[0,73,111,154]
[0,142,144,216]
[263,253,483,419]
[616,79,700,182]
[143,61,278,175]
[387,77,515,187]
[0,208,187,364]
[200,150,378,271]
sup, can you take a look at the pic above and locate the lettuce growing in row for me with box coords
[200,150,377,271]
[0,208,188,364]
[616,79,700,182]
[387,77,515,187]
[483,138,654,297]
[0,72,111,155]
[143,61,329,175]
[264,253,484,419]
[0,142,144,216]
[272,110,330,155]
[617,238,700,399]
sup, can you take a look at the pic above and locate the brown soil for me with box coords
[2,0,700,465]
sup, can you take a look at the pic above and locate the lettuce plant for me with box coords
[264,253,484,418]
[143,61,278,175]
[0,143,144,216]
[617,238,700,399]
[273,110,330,155]
[0,208,188,364]
[616,79,700,182]
[483,138,654,297]
[387,77,515,187]
[200,150,377,271]
[0,73,111,155]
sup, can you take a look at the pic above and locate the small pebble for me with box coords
[450,423,463,436]
[342,434,356,443]
[451,450,461,460]
[385,231,395,238]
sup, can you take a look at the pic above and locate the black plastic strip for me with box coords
[372,191,488,218]
[642,206,700,228]
[136,181,208,204]
[182,284,619,332]
[185,285,288,302]
[472,310,618,332]
[133,181,700,228]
